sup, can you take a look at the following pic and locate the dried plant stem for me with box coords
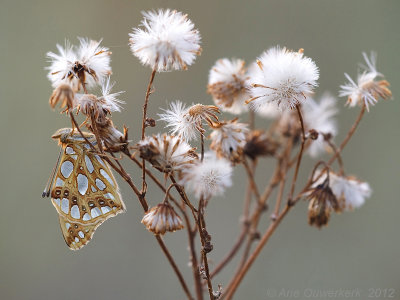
[198,198,214,300]
[324,138,345,175]
[209,226,248,279]
[328,105,366,167]
[272,138,293,219]
[141,69,157,196]
[200,134,205,162]
[224,205,291,300]
[288,105,306,201]
[155,235,195,300]
[242,158,261,204]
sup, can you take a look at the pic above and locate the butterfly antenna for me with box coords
[42,148,63,198]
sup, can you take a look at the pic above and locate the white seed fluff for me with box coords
[339,52,390,111]
[303,93,338,157]
[129,9,201,72]
[208,58,249,114]
[46,38,111,90]
[180,152,233,199]
[158,101,199,141]
[248,47,319,111]
[329,173,372,210]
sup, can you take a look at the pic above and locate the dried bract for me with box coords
[307,178,340,228]
[244,130,279,160]
[49,83,75,111]
[141,203,184,235]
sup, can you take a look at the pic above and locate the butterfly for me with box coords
[43,128,126,250]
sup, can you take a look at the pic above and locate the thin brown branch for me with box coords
[288,105,306,201]
[155,235,195,300]
[224,205,291,300]
[141,69,157,196]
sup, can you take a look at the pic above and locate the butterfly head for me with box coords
[52,128,95,145]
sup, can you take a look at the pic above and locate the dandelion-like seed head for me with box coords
[339,52,391,111]
[141,203,184,235]
[46,38,112,91]
[210,119,249,163]
[180,152,233,199]
[329,173,372,211]
[129,9,201,72]
[207,58,250,114]
[77,78,124,125]
[159,101,220,141]
[138,133,198,173]
[248,47,319,112]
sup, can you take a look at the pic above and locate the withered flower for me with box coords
[307,178,340,228]
[210,119,249,163]
[141,203,184,235]
[88,118,128,152]
[137,134,198,173]
[49,83,75,111]
[207,58,249,114]
[244,130,280,160]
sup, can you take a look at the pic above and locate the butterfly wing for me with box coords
[58,214,103,250]
[51,138,125,249]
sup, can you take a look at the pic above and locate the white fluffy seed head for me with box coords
[248,47,319,112]
[180,152,233,200]
[158,101,220,141]
[158,101,199,141]
[303,93,338,157]
[312,171,372,211]
[339,52,391,111]
[207,58,250,114]
[129,9,201,72]
[46,38,112,91]
[329,173,372,210]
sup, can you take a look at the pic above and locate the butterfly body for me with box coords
[48,128,125,250]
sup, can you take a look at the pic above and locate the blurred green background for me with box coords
[1,0,399,299]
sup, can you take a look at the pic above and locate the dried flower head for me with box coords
[247,47,319,111]
[303,93,338,157]
[180,152,233,199]
[141,203,184,235]
[159,101,220,141]
[46,38,112,91]
[77,78,124,124]
[307,177,340,228]
[89,118,128,152]
[339,52,391,111]
[49,83,75,111]
[207,58,250,114]
[244,130,280,160]
[129,9,201,72]
[329,173,372,210]
[138,134,198,173]
[210,119,249,162]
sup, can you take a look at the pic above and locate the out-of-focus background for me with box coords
[1,0,399,299]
